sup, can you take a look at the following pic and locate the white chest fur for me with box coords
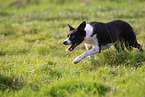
[84,24,99,46]
[84,24,115,50]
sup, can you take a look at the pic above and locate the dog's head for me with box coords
[63,21,86,51]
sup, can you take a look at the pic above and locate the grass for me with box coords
[0,0,145,96]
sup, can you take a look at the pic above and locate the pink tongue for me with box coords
[66,44,75,51]
[66,45,71,51]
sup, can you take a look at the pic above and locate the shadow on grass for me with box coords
[0,51,6,56]
[0,11,13,17]
[47,80,111,97]
[0,74,25,92]
[0,74,41,93]
[90,49,145,69]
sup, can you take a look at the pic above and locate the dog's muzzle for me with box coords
[63,38,72,45]
[63,41,68,45]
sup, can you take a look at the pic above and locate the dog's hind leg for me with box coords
[133,40,143,52]
[125,40,132,51]
[125,40,143,52]
[123,24,143,52]
[137,44,143,52]
[115,39,124,52]
[84,44,94,59]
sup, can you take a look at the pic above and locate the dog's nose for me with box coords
[63,41,67,45]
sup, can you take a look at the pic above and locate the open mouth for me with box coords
[66,43,78,51]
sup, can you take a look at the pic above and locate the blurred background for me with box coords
[1,0,145,7]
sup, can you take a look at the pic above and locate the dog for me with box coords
[63,20,143,64]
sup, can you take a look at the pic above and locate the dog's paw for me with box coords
[72,60,80,64]
[72,59,81,64]
[72,55,84,64]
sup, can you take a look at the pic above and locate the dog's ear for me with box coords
[68,24,75,31]
[77,21,86,31]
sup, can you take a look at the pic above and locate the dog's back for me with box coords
[89,20,143,51]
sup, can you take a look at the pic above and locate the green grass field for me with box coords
[0,0,145,96]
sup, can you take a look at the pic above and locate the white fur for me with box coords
[73,24,100,64]
[84,24,93,39]
[84,24,96,45]
[84,44,94,59]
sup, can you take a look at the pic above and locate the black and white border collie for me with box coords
[63,20,143,64]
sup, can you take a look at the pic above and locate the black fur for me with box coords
[63,21,86,51]
[89,20,143,52]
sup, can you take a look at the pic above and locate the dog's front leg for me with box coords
[72,47,99,64]
[84,44,94,60]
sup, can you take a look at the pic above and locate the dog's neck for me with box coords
[83,24,95,44]
[84,24,93,39]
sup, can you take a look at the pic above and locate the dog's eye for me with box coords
[72,35,75,38]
